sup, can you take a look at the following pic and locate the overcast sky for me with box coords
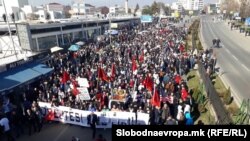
[29,0,219,8]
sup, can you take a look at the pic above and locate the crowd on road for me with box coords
[0,19,213,141]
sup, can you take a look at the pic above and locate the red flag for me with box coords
[98,67,103,80]
[111,63,116,80]
[72,80,79,96]
[132,59,137,72]
[45,109,54,121]
[96,93,104,109]
[144,75,153,91]
[139,52,144,63]
[151,88,160,107]
[98,67,109,82]
[61,71,70,84]
[101,68,109,82]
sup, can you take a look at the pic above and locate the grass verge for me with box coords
[187,70,215,124]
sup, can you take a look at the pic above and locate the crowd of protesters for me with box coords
[0,18,216,140]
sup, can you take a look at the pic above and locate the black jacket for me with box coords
[87,114,98,126]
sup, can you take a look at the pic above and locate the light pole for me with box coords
[2,0,17,59]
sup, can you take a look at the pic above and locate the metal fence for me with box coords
[197,61,232,124]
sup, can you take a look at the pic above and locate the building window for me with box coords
[32,38,38,51]
[37,35,57,50]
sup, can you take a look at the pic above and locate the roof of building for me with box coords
[48,3,62,5]
[85,4,95,7]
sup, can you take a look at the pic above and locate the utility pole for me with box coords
[2,0,18,59]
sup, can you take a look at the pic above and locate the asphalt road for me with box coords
[2,123,112,141]
[200,15,250,105]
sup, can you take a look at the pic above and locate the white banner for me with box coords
[77,87,90,100]
[77,77,89,87]
[39,102,149,128]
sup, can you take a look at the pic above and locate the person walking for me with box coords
[87,111,98,139]
[0,114,15,141]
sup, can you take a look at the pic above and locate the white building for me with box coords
[0,0,29,21]
[109,5,125,15]
[171,2,179,10]
[177,0,204,11]
[46,3,65,20]
[109,6,118,14]
[85,4,95,15]
[35,9,47,21]
[72,0,85,15]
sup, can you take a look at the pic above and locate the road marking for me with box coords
[225,48,230,53]
[53,125,69,141]
[232,55,239,61]
[241,64,250,72]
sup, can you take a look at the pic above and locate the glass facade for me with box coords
[57,35,63,47]
[32,38,38,51]
[72,31,83,42]
[37,35,57,50]
[63,33,73,45]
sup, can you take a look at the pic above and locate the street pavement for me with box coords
[200,15,250,105]
[10,123,112,141]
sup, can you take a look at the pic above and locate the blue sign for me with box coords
[140,15,153,23]
[245,17,250,26]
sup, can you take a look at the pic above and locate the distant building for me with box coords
[46,3,65,20]
[64,5,72,18]
[176,0,204,11]
[95,6,109,16]
[72,0,85,15]
[207,4,217,14]
[171,2,179,11]
[0,0,29,21]
[109,5,126,15]
[85,4,95,15]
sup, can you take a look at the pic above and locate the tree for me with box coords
[101,7,109,15]
[2,14,6,23]
[142,5,153,15]
[151,1,159,15]
[134,3,140,14]
[156,2,171,15]
[239,0,250,18]
[221,0,240,15]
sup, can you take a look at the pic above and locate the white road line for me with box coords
[232,55,239,61]
[241,64,250,72]
[225,48,230,53]
[53,125,69,141]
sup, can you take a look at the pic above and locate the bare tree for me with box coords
[240,0,250,18]
[221,0,240,14]
[101,7,109,15]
